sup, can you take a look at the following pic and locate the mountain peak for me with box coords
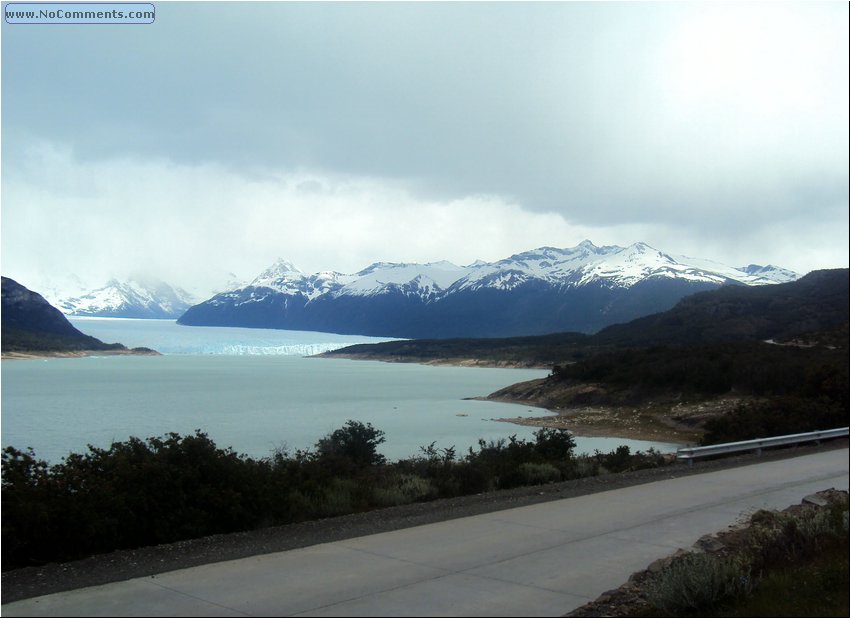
[251,259,305,286]
[626,241,656,253]
[423,260,462,269]
[740,264,780,275]
[356,262,405,276]
[266,259,302,275]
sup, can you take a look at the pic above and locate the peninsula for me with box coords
[1,276,158,359]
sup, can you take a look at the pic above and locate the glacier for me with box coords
[69,317,400,356]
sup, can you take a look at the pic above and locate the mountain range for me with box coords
[52,277,198,319]
[178,241,798,338]
[322,268,849,367]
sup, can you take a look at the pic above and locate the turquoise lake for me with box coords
[1,319,679,462]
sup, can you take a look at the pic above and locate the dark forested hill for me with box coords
[593,268,849,348]
[2,277,126,353]
[322,269,849,364]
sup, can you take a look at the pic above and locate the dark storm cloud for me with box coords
[2,1,847,288]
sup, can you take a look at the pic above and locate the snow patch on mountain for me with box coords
[736,264,799,284]
[446,241,796,293]
[24,274,93,309]
[345,261,467,298]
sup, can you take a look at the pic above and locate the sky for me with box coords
[1,1,848,297]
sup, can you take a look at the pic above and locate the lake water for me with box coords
[1,319,678,463]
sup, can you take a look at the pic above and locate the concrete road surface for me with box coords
[3,448,847,617]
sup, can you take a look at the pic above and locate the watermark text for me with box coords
[5,3,155,24]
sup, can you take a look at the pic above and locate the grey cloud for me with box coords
[2,1,847,283]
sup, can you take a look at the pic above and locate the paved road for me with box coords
[3,449,847,617]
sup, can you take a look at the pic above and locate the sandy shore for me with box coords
[492,411,694,444]
[325,353,705,444]
[486,393,752,445]
[318,352,548,369]
[2,348,160,361]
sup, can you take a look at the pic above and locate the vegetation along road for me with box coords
[3,447,846,617]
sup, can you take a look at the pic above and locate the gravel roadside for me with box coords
[3,439,846,605]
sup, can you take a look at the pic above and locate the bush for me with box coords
[532,428,576,461]
[1,422,678,570]
[644,495,849,616]
[645,552,754,614]
[314,420,386,468]
[372,474,435,507]
[593,446,667,474]
[701,396,848,445]
[745,500,849,570]
[516,462,561,485]
[461,429,577,490]
[1,432,275,567]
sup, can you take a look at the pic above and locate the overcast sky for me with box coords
[2,1,848,296]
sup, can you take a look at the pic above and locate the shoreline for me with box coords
[479,396,698,445]
[492,413,693,444]
[323,353,700,444]
[2,348,161,361]
[6,347,696,444]
[317,352,549,369]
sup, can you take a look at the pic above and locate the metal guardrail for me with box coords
[677,427,849,466]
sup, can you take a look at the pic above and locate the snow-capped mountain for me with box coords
[446,241,796,292]
[57,277,198,319]
[248,260,355,300]
[736,263,799,284]
[178,241,799,338]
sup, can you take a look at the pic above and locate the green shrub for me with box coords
[516,462,561,485]
[724,540,849,617]
[702,396,848,445]
[532,428,576,460]
[1,422,679,570]
[318,478,359,517]
[571,459,599,478]
[644,498,849,616]
[645,552,754,614]
[1,431,275,567]
[372,474,434,507]
[745,500,849,570]
[314,420,387,468]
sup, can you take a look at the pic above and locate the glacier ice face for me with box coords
[68,317,399,355]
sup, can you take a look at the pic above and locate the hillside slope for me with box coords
[323,269,848,365]
[1,277,142,354]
